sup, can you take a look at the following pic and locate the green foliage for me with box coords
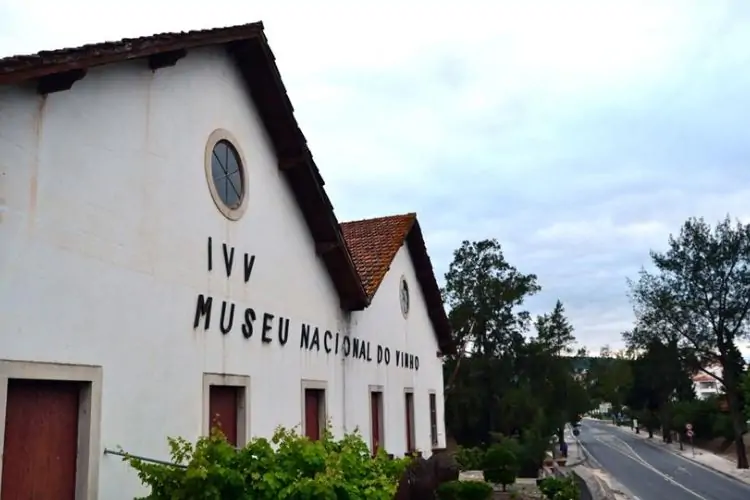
[537,476,580,500]
[482,443,519,490]
[436,480,494,500]
[441,238,592,471]
[454,446,486,471]
[743,370,750,420]
[126,427,410,500]
[442,239,540,357]
[534,300,575,356]
[626,215,750,467]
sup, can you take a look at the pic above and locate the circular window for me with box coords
[204,130,249,220]
[399,276,410,317]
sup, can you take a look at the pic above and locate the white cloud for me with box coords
[2,0,750,351]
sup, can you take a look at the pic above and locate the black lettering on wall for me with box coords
[244,254,256,283]
[242,308,256,338]
[219,301,235,334]
[193,294,213,330]
[207,237,213,271]
[223,243,235,277]
[310,327,320,351]
[324,331,332,353]
[196,243,424,370]
[300,324,311,349]
[261,313,274,343]
[278,317,290,345]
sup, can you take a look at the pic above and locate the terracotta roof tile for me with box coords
[341,214,416,298]
[693,373,717,383]
[341,213,454,354]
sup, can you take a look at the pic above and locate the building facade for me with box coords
[0,22,453,499]
[692,367,722,400]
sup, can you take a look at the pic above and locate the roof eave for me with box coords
[404,221,455,355]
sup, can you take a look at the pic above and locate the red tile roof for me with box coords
[693,372,717,383]
[342,214,454,354]
[0,22,369,311]
[341,214,416,297]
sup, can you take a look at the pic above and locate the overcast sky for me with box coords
[2,1,750,352]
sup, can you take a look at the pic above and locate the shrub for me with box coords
[482,443,519,491]
[436,480,494,500]
[518,428,548,475]
[126,426,411,499]
[454,446,486,471]
[537,475,580,500]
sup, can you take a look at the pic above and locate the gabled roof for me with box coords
[0,22,369,311]
[341,214,454,354]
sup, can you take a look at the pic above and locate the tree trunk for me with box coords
[664,408,672,443]
[726,387,749,468]
[722,356,749,469]
[647,428,654,439]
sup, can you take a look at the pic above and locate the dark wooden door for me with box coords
[429,393,438,447]
[1,379,80,500]
[305,389,320,441]
[405,392,415,452]
[208,385,239,446]
[371,392,382,453]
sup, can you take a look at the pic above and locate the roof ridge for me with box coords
[340,212,417,226]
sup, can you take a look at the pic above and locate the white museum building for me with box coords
[0,22,454,499]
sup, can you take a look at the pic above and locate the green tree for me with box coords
[534,300,575,356]
[442,239,540,446]
[586,355,632,422]
[623,338,695,442]
[443,239,540,357]
[628,216,750,468]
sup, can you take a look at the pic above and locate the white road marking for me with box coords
[586,430,710,500]
[602,422,750,487]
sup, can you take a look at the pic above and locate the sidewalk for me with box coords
[563,426,586,467]
[601,420,750,485]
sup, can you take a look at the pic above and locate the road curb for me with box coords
[571,465,617,500]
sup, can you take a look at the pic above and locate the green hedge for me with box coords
[125,427,411,500]
[538,476,580,500]
[436,480,494,500]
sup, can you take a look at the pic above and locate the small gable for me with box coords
[341,214,454,354]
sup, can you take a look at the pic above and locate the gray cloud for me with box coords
[3,0,750,351]
[292,4,750,351]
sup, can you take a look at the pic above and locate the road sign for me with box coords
[687,430,694,438]
[686,423,693,431]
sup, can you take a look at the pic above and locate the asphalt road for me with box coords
[578,419,750,500]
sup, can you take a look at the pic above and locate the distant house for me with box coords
[693,369,722,400]
[0,22,453,499]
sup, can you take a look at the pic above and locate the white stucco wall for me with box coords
[0,46,446,498]
[348,245,447,456]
